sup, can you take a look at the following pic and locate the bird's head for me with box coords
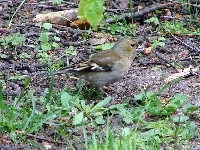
[113,38,138,56]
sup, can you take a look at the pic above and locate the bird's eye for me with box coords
[130,44,135,47]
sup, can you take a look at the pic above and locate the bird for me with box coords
[54,37,138,89]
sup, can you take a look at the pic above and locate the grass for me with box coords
[0,73,199,149]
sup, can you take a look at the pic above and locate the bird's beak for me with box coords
[133,37,144,52]
[136,45,145,52]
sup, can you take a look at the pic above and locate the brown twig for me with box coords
[138,60,164,66]
[17,131,67,145]
[171,34,200,53]
[152,48,176,69]
[106,3,175,23]
[163,16,200,24]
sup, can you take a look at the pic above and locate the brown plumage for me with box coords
[55,38,138,88]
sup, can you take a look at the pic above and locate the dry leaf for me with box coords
[164,9,172,16]
[175,13,183,19]
[138,5,144,10]
[144,47,152,54]
[70,19,90,30]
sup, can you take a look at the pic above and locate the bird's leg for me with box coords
[99,86,110,97]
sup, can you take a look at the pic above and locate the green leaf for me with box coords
[158,37,166,41]
[171,115,189,122]
[123,115,134,124]
[8,75,25,81]
[19,52,31,59]
[7,33,25,46]
[51,42,60,49]
[84,0,103,29]
[157,42,165,47]
[92,133,98,149]
[141,129,160,138]
[95,115,105,124]
[42,23,52,30]
[61,92,72,106]
[183,104,200,113]
[73,112,84,125]
[53,36,60,41]
[134,93,144,101]
[39,33,49,42]
[10,131,18,144]
[65,46,77,55]
[41,42,51,51]
[0,54,7,59]
[93,96,111,108]
[170,94,188,105]
[52,0,62,5]
[109,103,126,110]
[27,108,63,133]
[78,0,95,18]
[144,17,159,25]
[93,43,114,51]
[122,127,131,136]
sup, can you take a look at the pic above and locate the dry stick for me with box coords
[111,1,122,9]
[17,131,67,145]
[163,16,200,24]
[152,48,176,69]
[106,3,175,23]
[138,60,164,66]
[176,0,200,8]
[189,0,200,4]
[171,34,200,53]
[105,8,125,15]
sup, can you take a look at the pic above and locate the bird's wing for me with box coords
[74,50,121,72]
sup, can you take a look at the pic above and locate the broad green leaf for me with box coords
[78,0,95,18]
[73,112,84,125]
[41,42,51,51]
[0,54,7,59]
[122,127,131,136]
[158,42,165,46]
[52,0,62,5]
[51,42,60,49]
[93,43,114,51]
[171,115,189,122]
[93,96,111,108]
[61,92,72,106]
[42,23,52,30]
[95,115,105,124]
[158,37,166,41]
[39,33,49,42]
[53,36,60,41]
[66,46,77,55]
[84,0,103,29]
[10,131,18,144]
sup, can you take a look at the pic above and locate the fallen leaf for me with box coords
[138,5,144,10]
[144,47,152,54]
[70,19,90,29]
[175,13,183,19]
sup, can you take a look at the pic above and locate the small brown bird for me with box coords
[55,38,138,88]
